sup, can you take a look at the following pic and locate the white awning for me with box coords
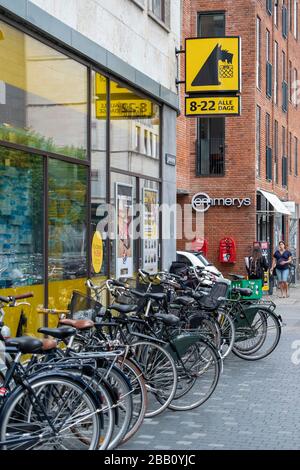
[258,189,291,215]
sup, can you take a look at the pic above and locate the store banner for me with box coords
[116,183,133,279]
[143,189,158,274]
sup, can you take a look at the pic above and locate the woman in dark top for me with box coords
[271,241,292,298]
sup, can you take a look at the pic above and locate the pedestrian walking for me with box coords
[270,241,292,298]
[245,243,269,281]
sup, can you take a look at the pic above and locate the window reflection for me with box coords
[0,20,87,159]
[0,147,43,287]
[48,160,88,281]
[110,80,160,178]
[91,72,107,276]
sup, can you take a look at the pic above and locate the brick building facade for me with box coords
[177,0,300,278]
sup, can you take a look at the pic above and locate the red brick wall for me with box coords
[177,0,300,277]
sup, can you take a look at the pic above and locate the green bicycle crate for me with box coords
[231,279,263,300]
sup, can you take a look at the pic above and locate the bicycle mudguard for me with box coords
[235,304,268,328]
[164,332,213,361]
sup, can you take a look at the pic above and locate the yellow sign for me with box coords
[92,231,103,274]
[263,270,270,292]
[185,96,240,117]
[185,37,241,94]
[96,99,153,119]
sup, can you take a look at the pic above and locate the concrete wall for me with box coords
[29,0,181,93]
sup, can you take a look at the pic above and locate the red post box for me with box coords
[219,237,236,263]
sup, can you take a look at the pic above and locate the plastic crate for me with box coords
[231,279,263,299]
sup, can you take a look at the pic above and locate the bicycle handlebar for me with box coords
[37,308,70,315]
[14,292,34,300]
[0,292,33,305]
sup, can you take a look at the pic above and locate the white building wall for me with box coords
[29,0,181,92]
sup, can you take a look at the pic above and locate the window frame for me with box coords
[196,118,226,177]
[257,17,262,90]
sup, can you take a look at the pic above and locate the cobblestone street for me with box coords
[122,288,300,450]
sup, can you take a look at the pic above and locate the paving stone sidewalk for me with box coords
[121,286,300,450]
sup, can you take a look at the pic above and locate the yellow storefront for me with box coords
[0,19,162,336]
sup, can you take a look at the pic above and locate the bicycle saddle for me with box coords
[109,303,138,314]
[38,326,76,339]
[59,319,95,330]
[153,313,180,326]
[232,287,253,297]
[5,336,43,354]
[131,290,166,302]
[174,296,195,306]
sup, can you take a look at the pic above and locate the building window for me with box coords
[282,2,288,37]
[0,148,44,288]
[282,127,287,187]
[48,160,88,282]
[293,68,298,106]
[148,0,165,22]
[274,41,278,103]
[266,30,272,97]
[289,60,293,101]
[266,113,272,180]
[110,79,160,178]
[295,136,298,175]
[267,0,273,16]
[290,0,293,30]
[198,12,225,37]
[274,0,278,25]
[0,20,88,160]
[135,126,141,152]
[282,51,288,111]
[274,120,279,183]
[257,17,262,89]
[196,118,225,176]
[282,50,286,82]
[289,131,292,174]
[256,106,261,177]
[294,0,298,38]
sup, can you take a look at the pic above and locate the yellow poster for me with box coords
[185,37,241,94]
[92,231,103,274]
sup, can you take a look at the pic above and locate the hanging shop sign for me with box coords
[185,95,240,117]
[185,37,241,94]
[116,183,133,279]
[143,189,159,274]
[95,72,153,119]
[192,192,251,212]
[91,231,103,274]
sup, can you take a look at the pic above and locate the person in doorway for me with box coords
[271,241,292,298]
[245,243,269,281]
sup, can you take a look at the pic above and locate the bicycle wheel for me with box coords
[216,310,235,359]
[0,374,101,450]
[117,357,148,445]
[232,309,268,357]
[130,341,177,418]
[233,310,281,360]
[98,365,133,450]
[168,337,221,411]
[186,312,222,350]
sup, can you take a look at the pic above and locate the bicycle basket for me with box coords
[199,279,231,310]
[69,290,106,321]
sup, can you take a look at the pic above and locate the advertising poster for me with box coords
[143,188,158,273]
[116,183,133,278]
